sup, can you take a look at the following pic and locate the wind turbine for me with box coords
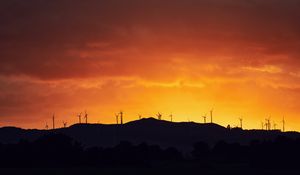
[169,114,173,122]
[119,111,123,124]
[264,121,268,130]
[156,113,162,120]
[202,114,207,124]
[273,121,277,130]
[138,114,142,120]
[282,117,285,132]
[115,113,119,124]
[84,110,88,124]
[239,117,243,129]
[210,108,214,123]
[78,113,82,124]
[52,113,55,129]
[45,122,49,130]
[63,121,67,128]
[265,117,271,130]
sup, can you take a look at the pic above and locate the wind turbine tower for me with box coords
[115,113,119,124]
[239,117,243,129]
[63,121,67,128]
[45,122,49,130]
[84,111,88,124]
[273,122,277,130]
[282,117,285,132]
[265,118,271,130]
[119,111,123,125]
[210,109,213,123]
[170,114,173,122]
[78,113,82,124]
[157,113,162,120]
[52,113,55,129]
[202,114,207,124]
[264,121,268,130]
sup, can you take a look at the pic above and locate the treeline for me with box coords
[0,134,300,170]
[192,136,300,169]
[0,134,182,168]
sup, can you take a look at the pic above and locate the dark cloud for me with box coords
[0,0,300,80]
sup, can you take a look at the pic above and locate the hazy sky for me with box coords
[1,0,300,130]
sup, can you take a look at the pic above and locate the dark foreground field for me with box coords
[1,165,300,175]
[1,133,300,175]
[1,119,300,175]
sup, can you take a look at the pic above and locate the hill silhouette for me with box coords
[1,118,300,174]
[0,118,299,151]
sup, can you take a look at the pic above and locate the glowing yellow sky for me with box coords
[0,0,300,131]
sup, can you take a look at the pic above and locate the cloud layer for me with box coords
[0,0,300,129]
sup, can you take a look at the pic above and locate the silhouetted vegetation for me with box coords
[1,133,300,174]
[0,134,183,168]
[191,136,300,170]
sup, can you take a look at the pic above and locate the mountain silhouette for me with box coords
[0,118,299,151]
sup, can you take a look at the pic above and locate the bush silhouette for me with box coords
[1,133,300,172]
[191,141,210,160]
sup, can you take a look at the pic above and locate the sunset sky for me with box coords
[1,0,300,130]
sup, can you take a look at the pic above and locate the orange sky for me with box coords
[0,0,300,130]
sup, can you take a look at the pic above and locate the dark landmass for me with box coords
[0,118,299,151]
[1,118,300,175]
